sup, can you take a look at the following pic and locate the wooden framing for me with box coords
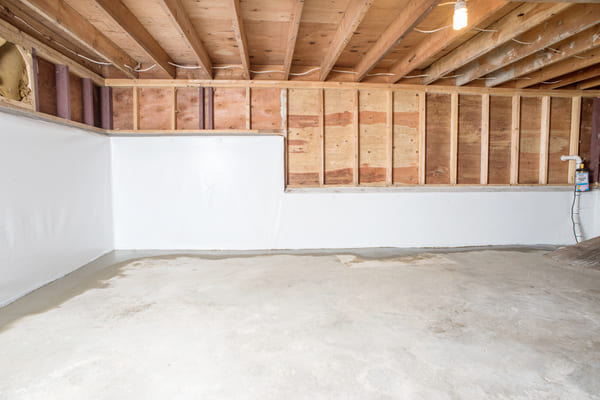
[230,0,250,80]
[283,0,305,81]
[55,64,70,120]
[132,87,139,130]
[418,92,426,185]
[100,86,112,130]
[159,0,212,79]
[487,25,600,87]
[568,96,581,184]
[423,3,571,84]
[591,98,600,183]
[353,89,359,185]
[246,87,251,129]
[95,0,175,78]
[171,87,177,130]
[510,95,521,184]
[354,0,439,82]
[578,78,600,90]
[538,96,550,184]
[544,64,600,90]
[388,0,510,81]
[455,4,600,86]
[207,87,214,129]
[18,0,138,78]
[450,92,459,184]
[386,90,393,185]
[319,0,372,81]
[199,87,205,129]
[318,88,324,185]
[480,94,490,184]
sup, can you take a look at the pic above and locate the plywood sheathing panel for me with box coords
[324,89,354,184]
[213,87,245,129]
[37,57,56,116]
[288,88,321,185]
[548,97,572,184]
[425,93,450,184]
[392,91,419,184]
[250,88,282,129]
[69,73,83,123]
[579,97,593,167]
[175,87,200,130]
[138,88,172,130]
[359,89,386,184]
[488,95,511,184]
[112,87,133,130]
[518,96,541,184]
[457,94,481,184]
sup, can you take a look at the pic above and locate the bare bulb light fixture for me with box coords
[453,0,468,30]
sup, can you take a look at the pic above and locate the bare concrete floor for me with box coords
[0,248,599,399]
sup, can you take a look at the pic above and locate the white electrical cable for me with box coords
[289,67,321,76]
[511,38,533,45]
[367,73,396,76]
[403,74,430,78]
[168,62,203,69]
[541,80,562,84]
[474,27,498,33]
[414,26,450,34]
[125,64,157,72]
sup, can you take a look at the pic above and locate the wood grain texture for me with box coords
[457,95,482,184]
[288,89,321,185]
[250,88,282,129]
[324,89,354,185]
[112,87,133,130]
[69,72,83,123]
[578,98,593,168]
[518,96,541,184]
[37,57,56,116]
[425,93,451,184]
[138,88,172,130]
[359,89,387,184]
[213,87,245,129]
[393,91,419,184]
[489,96,512,184]
[548,97,572,184]
[175,87,200,130]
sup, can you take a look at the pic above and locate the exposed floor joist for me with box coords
[17,0,137,78]
[387,0,511,83]
[540,63,600,89]
[94,0,176,78]
[159,0,212,79]
[353,0,440,82]
[486,25,600,87]
[454,4,600,86]
[421,2,572,85]
[318,0,373,81]
[282,0,304,81]
[230,0,250,80]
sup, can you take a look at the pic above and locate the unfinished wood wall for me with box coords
[109,84,593,187]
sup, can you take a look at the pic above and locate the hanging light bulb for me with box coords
[453,0,468,30]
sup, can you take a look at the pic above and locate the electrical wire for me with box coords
[414,26,450,34]
[474,27,498,33]
[541,80,562,84]
[168,62,203,69]
[571,184,580,243]
[511,38,533,45]
[125,64,157,72]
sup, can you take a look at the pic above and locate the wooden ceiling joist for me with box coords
[353,0,440,82]
[17,0,138,78]
[511,47,600,88]
[159,0,212,79]
[283,0,305,81]
[230,0,250,80]
[485,25,600,87]
[542,63,600,89]
[578,77,600,89]
[318,0,373,81]
[94,0,176,78]
[387,0,510,83]
[422,2,572,85]
[454,4,600,86]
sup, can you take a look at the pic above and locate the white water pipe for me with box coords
[560,155,582,165]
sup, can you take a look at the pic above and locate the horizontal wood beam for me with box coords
[486,25,600,87]
[104,78,600,97]
[283,0,305,80]
[95,0,175,78]
[422,2,571,84]
[578,77,600,89]
[353,0,439,82]
[18,0,137,78]
[231,0,250,80]
[511,47,600,88]
[0,15,105,85]
[541,64,600,89]
[319,0,373,81]
[159,0,212,79]
[455,4,600,86]
[388,0,510,82]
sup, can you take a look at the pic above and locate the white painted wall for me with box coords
[111,136,599,250]
[0,112,113,306]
